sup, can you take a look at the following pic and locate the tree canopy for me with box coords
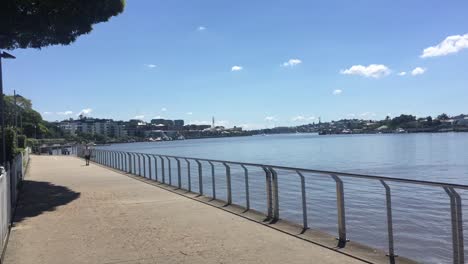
[0,0,125,49]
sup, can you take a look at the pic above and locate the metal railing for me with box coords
[83,148,467,264]
[1,148,31,263]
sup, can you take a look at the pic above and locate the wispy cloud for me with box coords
[57,111,73,115]
[145,64,157,68]
[398,71,407,76]
[292,116,306,122]
[231,65,243,72]
[341,64,391,78]
[421,34,468,58]
[239,123,265,130]
[333,89,343,95]
[360,112,377,119]
[153,115,164,119]
[77,108,93,116]
[197,26,206,31]
[282,58,302,67]
[265,116,277,122]
[411,67,426,76]
[291,116,315,122]
[134,115,145,120]
[161,107,167,112]
[43,111,52,115]
[186,112,193,115]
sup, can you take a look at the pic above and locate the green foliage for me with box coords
[0,127,18,163]
[437,113,449,120]
[3,94,56,138]
[0,0,125,49]
[17,134,26,148]
[26,138,38,148]
[389,114,417,129]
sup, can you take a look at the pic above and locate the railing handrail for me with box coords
[112,150,468,190]
[86,147,466,263]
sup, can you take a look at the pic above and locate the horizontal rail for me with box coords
[116,151,468,190]
[82,147,467,264]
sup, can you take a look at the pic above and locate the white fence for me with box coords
[0,148,31,262]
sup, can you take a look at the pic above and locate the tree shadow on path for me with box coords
[13,180,81,223]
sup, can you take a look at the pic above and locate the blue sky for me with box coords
[3,0,468,129]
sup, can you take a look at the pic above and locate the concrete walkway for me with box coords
[4,156,362,264]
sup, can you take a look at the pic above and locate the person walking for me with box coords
[84,146,92,166]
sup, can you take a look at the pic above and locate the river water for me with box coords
[100,133,468,263]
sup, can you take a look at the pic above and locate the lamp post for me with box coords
[0,50,16,166]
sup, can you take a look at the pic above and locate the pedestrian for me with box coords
[84,146,92,166]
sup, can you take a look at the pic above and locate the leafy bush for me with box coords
[17,134,26,148]
[0,127,18,163]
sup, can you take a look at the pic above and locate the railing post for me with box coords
[124,152,128,172]
[185,159,191,192]
[147,155,152,180]
[269,168,279,223]
[241,165,250,210]
[153,155,158,181]
[331,174,347,247]
[133,153,136,174]
[138,154,142,176]
[165,157,172,185]
[209,161,216,199]
[196,160,203,195]
[128,153,132,173]
[296,171,308,231]
[263,166,273,220]
[444,187,465,264]
[223,163,232,205]
[121,152,124,171]
[159,156,165,184]
[380,180,396,262]
[175,158,182,189]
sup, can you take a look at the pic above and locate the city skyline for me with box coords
[3,0,468,130]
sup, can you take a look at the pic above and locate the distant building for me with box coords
[174,120,184,129]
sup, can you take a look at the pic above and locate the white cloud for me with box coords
[239,123,265,130]
[186,112,193,115]
[161,107,167,112]
[191,120,211,125]
[340,64,391,78]
[77,108,93,116]
[215,120,230,127]
[265,116,277,122]
[292,115,306,122]
[398,72,407,76]
[197,26,206,31]
[153,115,164,119]
[43,111,52,115]
[333,89,343,95]
[145,64,157,68]
[360,112,377,119]
[282,58,302,67]
[57,111,73,115]
[231,65,243,72]
[291,115,315,122]
[134,115,145,120]
[421,34,468,58]
[411,67,426,76]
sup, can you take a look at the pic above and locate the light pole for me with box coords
[0,50,16,166]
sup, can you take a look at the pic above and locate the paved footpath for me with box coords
[4,156,362,264]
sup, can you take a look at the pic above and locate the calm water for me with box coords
[101,133,468,263]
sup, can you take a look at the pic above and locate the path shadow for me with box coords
[13,180,81,223]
